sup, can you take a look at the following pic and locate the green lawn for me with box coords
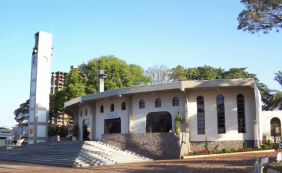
[263,161,282,173]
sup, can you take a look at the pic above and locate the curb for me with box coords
[182,149,276,159]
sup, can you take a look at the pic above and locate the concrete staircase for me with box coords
[0,141,153,167]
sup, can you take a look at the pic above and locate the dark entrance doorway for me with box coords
[104,118,121,134]
[146,111,172,133]
[83,119,90,141]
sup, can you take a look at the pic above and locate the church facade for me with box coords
[64,78,265,152]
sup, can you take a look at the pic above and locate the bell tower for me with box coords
[28,31,53,144]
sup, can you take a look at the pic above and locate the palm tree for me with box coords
[269,71,282,110]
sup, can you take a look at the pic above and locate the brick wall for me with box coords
[102,132,189,159]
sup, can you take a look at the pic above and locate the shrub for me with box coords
[0,147,6,150]
[246,148,252,151]
[174,111,184,132]
[222,148,231,153]
[238,148,244,152]
[261,144,268,150]
[12,140,17,145]
[266,140,271,146]
[244,138,248,149]
[230,148,237,153]
[213,149,219,154]
[273,143,279,150]
[205,137,209,150]
[188,153,194,156]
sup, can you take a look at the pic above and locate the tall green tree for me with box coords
[14,99,29,124]
[238,0,282,34]
[79,55,151,93]
[64,69,88,100]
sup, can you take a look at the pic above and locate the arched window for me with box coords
[122,102,126,110]
[155,98,161,107]
[271,117,281,136]
[111,104,114,112]
[197,96,205,134]
[173,97,179,106]
[237,94,246,133]
[100,105,104,113]
[217,95,225,134]
[85,109,87,116]
[146,111,172,133]
[140,100,145,109]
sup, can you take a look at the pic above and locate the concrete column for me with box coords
[28,31,52,145]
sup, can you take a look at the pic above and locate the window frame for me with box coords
[100,105,104,113]
[122,102,126,110]
[155,98,161,108]
[216,95,226,134]
[173,97,179,106]
[111,104,114,112]
[237,94,246,133]
[139,100,145,109]
[197,96,205,134]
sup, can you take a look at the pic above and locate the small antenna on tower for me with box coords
[51,18,53,33]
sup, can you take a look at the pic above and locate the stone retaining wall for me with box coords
[190,140,255,152]
[102,132,189,160]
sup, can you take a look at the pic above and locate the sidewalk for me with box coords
[0,151,278,173]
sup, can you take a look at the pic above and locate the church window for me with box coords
[197,96,205,134]
[146,111,172,133]
[237,94,246,133]
[111,104,114,112]
[122,102,126,110]
[104,118,121,134]
[155,98,161,107]
[173,97,179,106]
[271,117,281,136]
[140,100,145,109]
[217,95,225,134]
[100,105,104,113]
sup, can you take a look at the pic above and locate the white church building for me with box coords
[64,77,271,156]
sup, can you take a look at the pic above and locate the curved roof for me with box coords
[64,78,255,109]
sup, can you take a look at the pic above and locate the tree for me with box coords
[238,0,282,34]
[64,70,88,100]
[169,65,188,82]
[79,55,151,92]
[14,99,29,124]
[268,71,282,110]
[145,65,170,85]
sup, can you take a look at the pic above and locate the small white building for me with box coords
[0,127,14,147]
[65,78,263,153]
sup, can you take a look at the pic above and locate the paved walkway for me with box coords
[0,151,278,173]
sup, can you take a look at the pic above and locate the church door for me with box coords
[104,118,121,134]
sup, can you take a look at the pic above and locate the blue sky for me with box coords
[0,1,281,128]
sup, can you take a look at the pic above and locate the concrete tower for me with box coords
[28,31,52,144]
